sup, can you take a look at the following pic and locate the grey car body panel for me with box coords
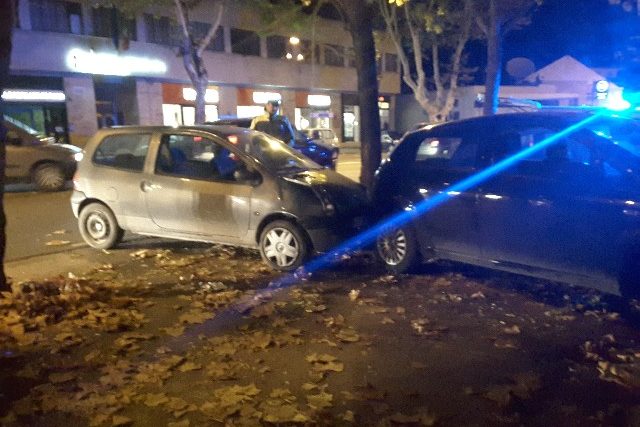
[73,125,366,253]
[4,121,79,180]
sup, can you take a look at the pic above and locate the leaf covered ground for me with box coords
[1,244,640,426]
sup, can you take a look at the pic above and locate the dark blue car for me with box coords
[207,118,339,169]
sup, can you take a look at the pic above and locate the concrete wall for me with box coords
[63,76,97,147]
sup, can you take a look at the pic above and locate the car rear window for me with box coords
[93,134,151,172]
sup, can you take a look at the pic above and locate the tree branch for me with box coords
[196,0,225,57]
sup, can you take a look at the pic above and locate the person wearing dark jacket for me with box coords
[250,100,295,146]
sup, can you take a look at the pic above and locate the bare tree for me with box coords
[100,0,227,124]
[476,0,541,115]
[174,0,226,124]
[380,0,474,123]
[0,0,13,292]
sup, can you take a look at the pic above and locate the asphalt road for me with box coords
[2,153,364,263]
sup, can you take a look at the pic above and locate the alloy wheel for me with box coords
[262,227,300,268]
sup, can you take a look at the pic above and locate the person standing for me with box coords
[250,100,295,146]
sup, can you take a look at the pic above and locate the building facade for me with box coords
[6,0,401,146]
[395,55,625,132]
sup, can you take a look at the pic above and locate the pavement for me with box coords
[1,241,640,426]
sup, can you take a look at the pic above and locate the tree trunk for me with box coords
[483,0,502,116]
[0,0,13,293]
[194,72,207,124]
[339,0,381,194]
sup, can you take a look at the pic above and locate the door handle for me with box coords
[140,181,155,192]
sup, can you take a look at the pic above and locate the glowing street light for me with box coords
[286,52,293,60]
[296,53,304,61]
[289,36,300,45]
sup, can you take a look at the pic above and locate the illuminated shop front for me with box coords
[162,83,220,126]
[294,93,333,131]
[2,76,69,143]
[235,89,282,119]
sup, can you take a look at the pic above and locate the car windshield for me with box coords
[231,130,322,173]
[3,115,41,136]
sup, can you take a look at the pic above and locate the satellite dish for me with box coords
[506,57,536,81]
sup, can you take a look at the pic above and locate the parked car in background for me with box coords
[72,125,367,271]
[209,118,339,169]
[302,127,340,147]
[3,116,81,191]
[373,112,640,300]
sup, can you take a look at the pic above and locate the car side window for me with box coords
[93,134,150,171]
[155,134,241,182]
[414,136,477,169]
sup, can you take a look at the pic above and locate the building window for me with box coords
[93,7,137,41]
[231,28,260,56]
[300,40,320,64]
[384,53,398,73]
[266,35,287,59]
[144,14,173,46]
[345,47,356,68]
[29,0,82,34]
[324,44,344,67]
[190,22,224,52]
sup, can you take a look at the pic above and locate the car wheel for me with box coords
[33,163,65,191]
[78,203,124,250]
[259,220,309,271]
[376,225,421,273]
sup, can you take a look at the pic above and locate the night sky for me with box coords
[503,0,640,86]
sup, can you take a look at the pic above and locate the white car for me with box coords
[302,128,339,147]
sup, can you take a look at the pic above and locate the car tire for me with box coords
[33,163,65,192]
[376,224,421,274]
[78,203,124,250]
[259,220,309,271]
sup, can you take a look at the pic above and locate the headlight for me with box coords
[73,152,84,162]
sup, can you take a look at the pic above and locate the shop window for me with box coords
[92,6,137,41]
[384,53,398,73]
[266,35,287,59]
[30,0,83,34]
[231,28,261,56]
[324,44,344,67]
[93,134,151,172]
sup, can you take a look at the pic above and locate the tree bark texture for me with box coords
[336,0,381,193]
[0,0,13,292]
[483,0,503,116]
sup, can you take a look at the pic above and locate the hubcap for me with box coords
[263,227,299,267]
[377,228,407,266]
[86,212,110,242]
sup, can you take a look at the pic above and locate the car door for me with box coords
[477,126,640,280]
[143,131,252,239]
[405,127,483,259]
[91,131,153,231]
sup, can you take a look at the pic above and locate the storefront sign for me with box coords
[66,48,167,76]
[308,94,331,107]
[252,91,282,104]
[182,88,219,103]
[1,89,66,102]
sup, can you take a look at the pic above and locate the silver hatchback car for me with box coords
[71,125,367,271]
